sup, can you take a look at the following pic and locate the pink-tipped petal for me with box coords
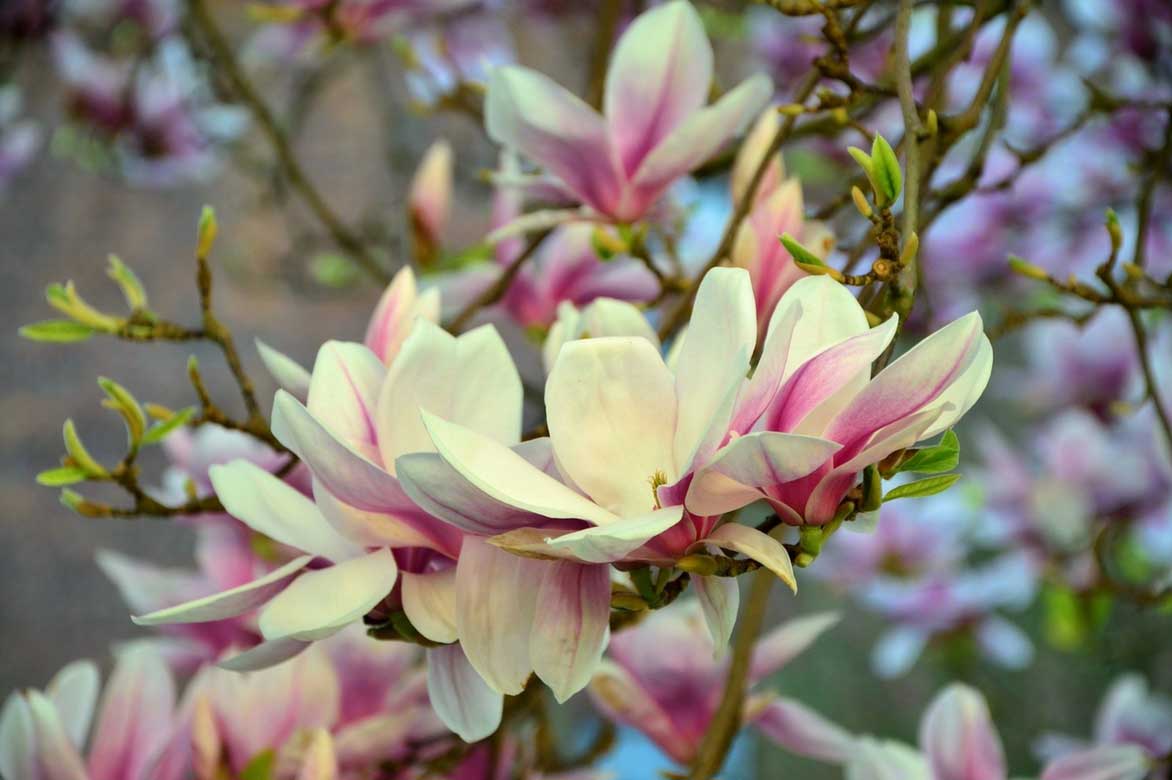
[530,562,611,703]
[588,661,689,765]
[257,549,399,642]
[630,74,772,207]
[132,555,312,626]
[485,65,621,214]
[604,0,712,175]
[767,275,870,376]
[919,684,1007,780]
[306,341,385,455]
[731,108,784,205]
[364,267,427,366]
[313,479,463,558]
[408,141,453,262]
[750,612,840,683]
[87,647,176,780]
[687,432,841,518]
[753,697,856,763]
[455,537,545,695]
[427,644,503,743]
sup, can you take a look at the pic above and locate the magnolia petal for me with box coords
[87,647,176,780]
[217,637,312,672]
[845,738,931,780]
[530,562,611,703]
[45,660,99,750]
[305,341,385,452]
[1041,745,1151,780]
[272,390,404,513]
[767,276,870,378]
[631,73,772,202]
[256,339,311,403]
[209,461,360,563]
[377,321,522,468]
[132,555,312,626]
[421,411,617,527]
[364,266,422,366]
[26,691,88,780]
[426,644,503,743]
[545,505,684,564]
[258,549,399,642]
[485,65,621,214]
[395,450,550,537]
[485,527,585,561]
[701,523,796,593]
[686,432,842,518]
[732,301,801,434]
[750,612,840,683]
[767,315,899,436]
[694,574,739,657]
[297,729,338,780]
[919,684,1007,780]
[313,479,462,559]
[407,141,452,259]
[671,267,757,471]
[455,537,545,695]
[588,661,688,765]
[753,697,855,764]
[604,0,712,175]
[829,312,987,451]
[402,569,458,644]
[546,337,678,516]
[0,694,35,780]
[872,627,929,679]
[731,108,783,205]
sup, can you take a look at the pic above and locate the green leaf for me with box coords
[240,750,276,780]
[19,320,95,343]
[36,466,90,487]
[779,233,825,267]
[870,134,902,204]
[897,430,960,475]
[141,406,197,446]
[883,473,961,502]
[846,146,874,179]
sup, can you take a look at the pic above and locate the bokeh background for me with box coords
[2,2,1171,778]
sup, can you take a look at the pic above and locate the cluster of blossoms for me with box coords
[6,0,1172,777]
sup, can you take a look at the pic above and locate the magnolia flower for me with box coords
[258,265,441,402]
[0,645,180,780]
[1038,674,1172,780]
[485,0,771,223]
[686,274,992,526]
[183,626,442,777]
[542,297,658,374]
[730,108,834,339]
[395,268,826,706]
[845,684,1010,780]
[590,602,852,767]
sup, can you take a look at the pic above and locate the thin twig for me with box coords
[446,230,553,332]
[187,0,390,284]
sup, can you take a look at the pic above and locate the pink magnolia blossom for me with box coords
[484,0,771,223]
[589,602,852,767]
[730,108,834,339]
[0,645,179,780]
[409,139,454,268]
[1038,674,1171,780]
[845,684,1009,780]
[686,274,992,526]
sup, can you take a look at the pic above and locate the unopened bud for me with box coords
[926,109,939,137]
[591,227,628,260]
[106,255,149,311]
[777,103,806,117]
[675,554,719,576]
[98,377,147,446]
[45,281,121,332]
[899,232,919,267]
[1008,256,1049,281]
[1104,209,1122,252]
[63,419,107,477]
[196,206,218,259]
[851,186,873,218]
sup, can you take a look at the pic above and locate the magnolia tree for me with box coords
[2,0,1172,778]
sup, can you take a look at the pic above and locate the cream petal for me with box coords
[402,569,458,645]
[545,506,684,564]
[256,339,311,403]
[426,644,503,743]
[529,562,611,702]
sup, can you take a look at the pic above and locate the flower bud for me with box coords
[98,377,147,447]
[409,140,453,268]
[63,419,107,477]
[196,205,218,259]
[106,254,149,311]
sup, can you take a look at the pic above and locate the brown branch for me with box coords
[187,0,390,284]
[446,230,552,332]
